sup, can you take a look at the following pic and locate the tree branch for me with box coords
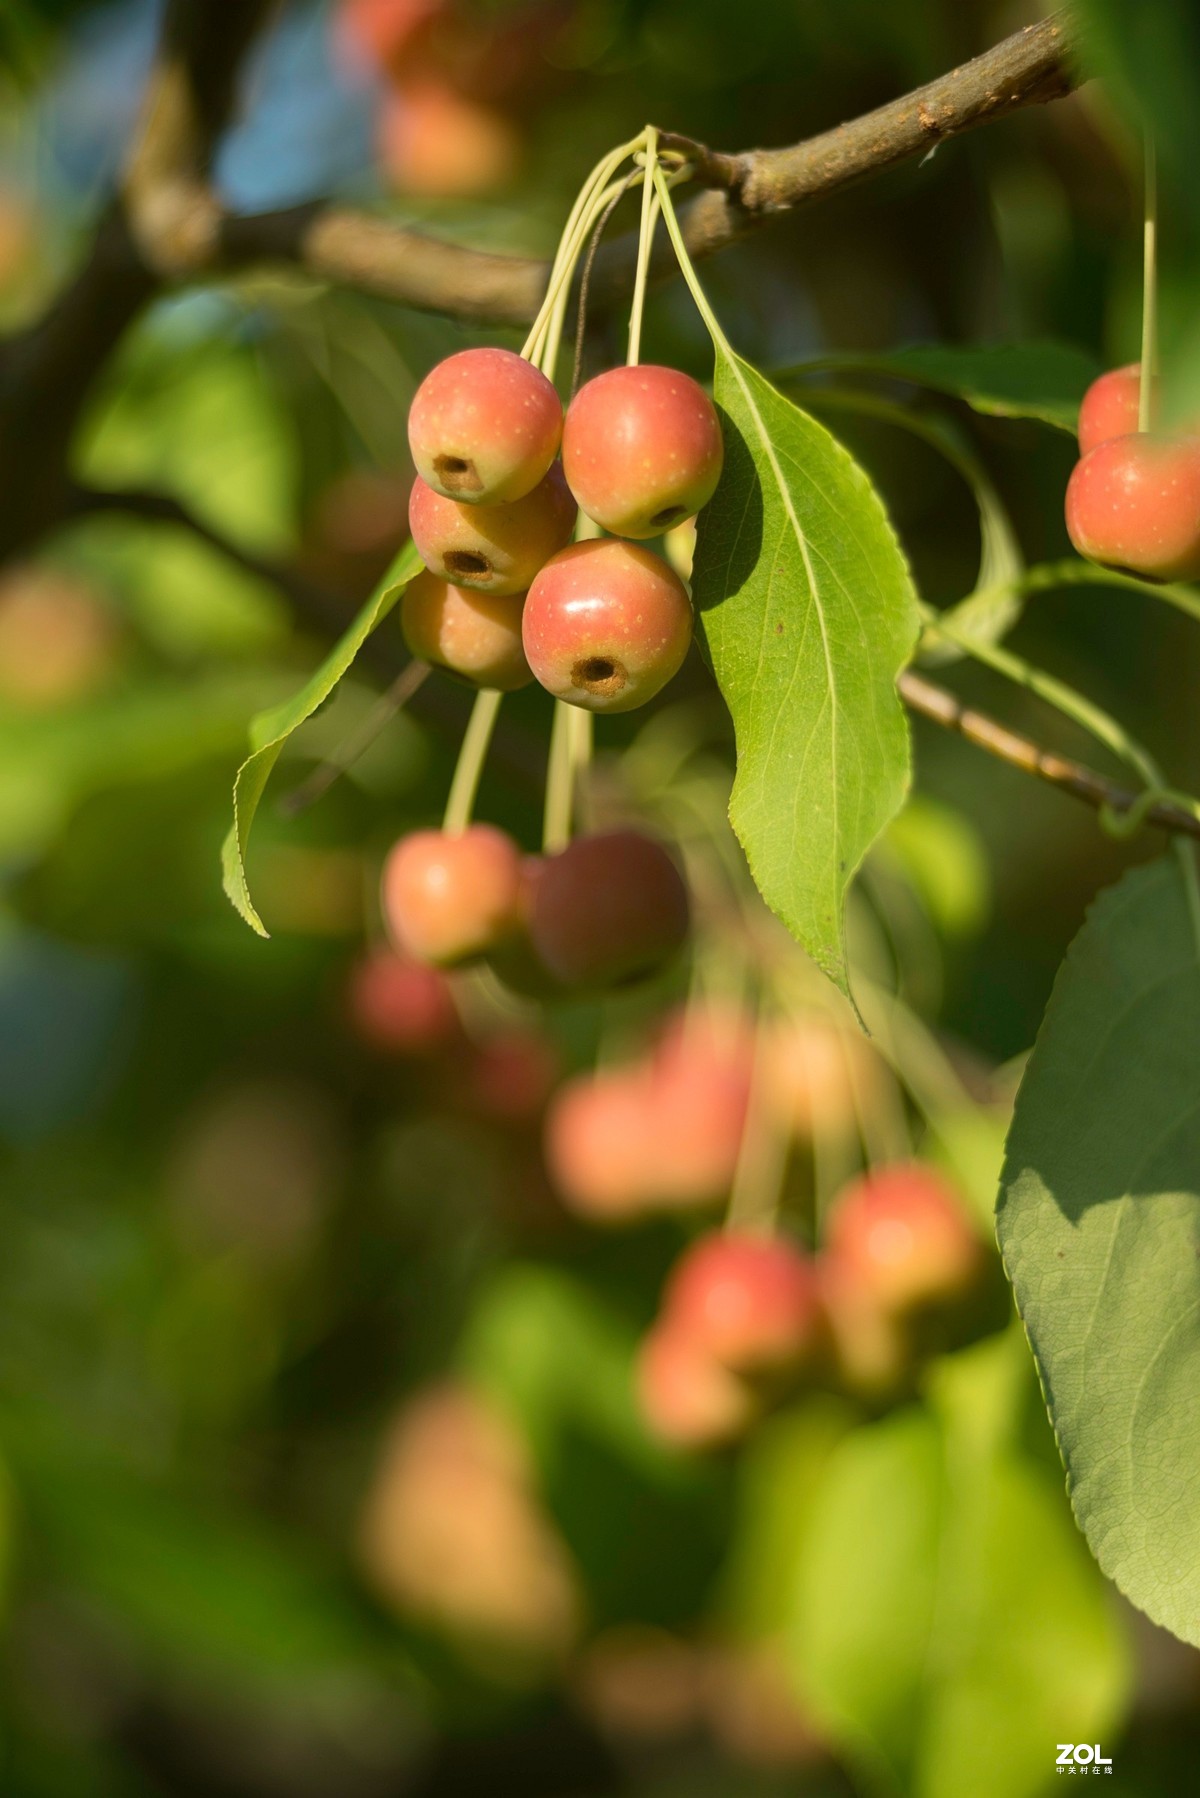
[899,669,1200,845]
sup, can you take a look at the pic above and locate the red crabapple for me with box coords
[645,1009,754,1206]
[466,1027,558,1124]
[528,829,690,988]
[382,825,524,966]
[636,1322,757,1448]
[662,1231,821,1374]
[1077,362,1143,457]
[762,1012,881,1143]
[825,1163,980,1315]
[562,365,723,538]
[1065,434,1200,582]
[401,568,531,690]
[544,1068,658,1220]
[347,948,459,1054]
[380,81,520,200]
[522,539,693,713]
[409,465,575,596]
[407,347,562,503]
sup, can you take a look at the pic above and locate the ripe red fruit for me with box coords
[662,1232,821,1374]
[1077,362,1142,458]
[382,825,524,966]
[645,1009,754,1205]
[528,829,690,987]
[562,365,724,538]
[347,948,459,1054]
[401,568,531,690]
[380,81,520,200]
[522,538,693,712]
[545,1069,658,1220]
[636,1322,757,1448]
[407,347,562,503]
[1065,434,1200,582]
[825,1163,980,1314]
[409,465,575,596]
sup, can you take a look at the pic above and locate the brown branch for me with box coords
[899,669,1200,845]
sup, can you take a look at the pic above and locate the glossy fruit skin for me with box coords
[1065,434,1200,582]
[528,829,690,988]
[401,568,531,690]
[382,825,524,966]
[407,347,562,503]
[562,365,724,538]
[347,949,459,1054]
[636,1322,757,1448]
[825,1163,980,1314]
[409,465,575,596]
[662,1232,821,1373]
[522,539,693,713]
[1077,362,1142,457]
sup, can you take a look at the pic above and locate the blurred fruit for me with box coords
[644,1006,755,1205]
[379,80,520,197]
[563,366,724,538]
[0,565,118,708]
[401,570,532,690]
[409,466,575,596]
[347,947,459,1053]
[407,347,562,505]
[336,0,442,73]
[527,828,690,987]
[762,1010,880,1142]
[522,539,694,713]
[573,1626,706,1741]
[544,1067,659,1220]
[382,825,525,966]
[637,1321,758,1448]
[358,1383,580,1653]
[662,1231,821,1373]
[466,1027,558,1123]
[825,1162,981,1315]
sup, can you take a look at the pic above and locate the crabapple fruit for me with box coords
[645,1009,755,1205]
[662,1231,821,1374]
[636,1322,757,1448]
[1077,362,1142,457]
[562,365,723,538]
[380,81,519,200]
[382,825,524,966]
[347,948,458,1054]
[1065,434,1200,582]
[522,538,693,713]
[528,828,690,988]
[762,1012,881,1142]
[401,568,531,690]
[825,1163,980,1315]
[466,1027,558,1123]
[407,347,562,503]
[409,465,575,596]
[545,1068,658,1219]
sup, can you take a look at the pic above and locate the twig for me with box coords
[899,668,1200,844]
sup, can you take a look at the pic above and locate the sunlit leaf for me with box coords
[999,853,1200,1646]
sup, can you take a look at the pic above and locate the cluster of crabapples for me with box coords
[384,342,723,990]
[1066,361,1200,581]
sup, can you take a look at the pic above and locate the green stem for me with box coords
[522,135,647,367]
[1140,135,1158,433]
[542,699,576,852]
[652,161,734,356]
[725,1014,789,1237]
[443,687,503,835]
[627,128,660,366]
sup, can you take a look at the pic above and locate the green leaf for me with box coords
[778,342,1100,432]
[222,539,422,936]
[998,854,1200,1646]
[791,1334,1130,1798]
[693,353,919,995]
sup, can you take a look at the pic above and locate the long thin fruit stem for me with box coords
[443,687,504,835]
[627,128,660,367]
[1140,135,1158,433]
[542,699,576,852]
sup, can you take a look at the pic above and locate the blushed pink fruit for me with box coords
[401,568,531,690]
[382,825,524,966]
[347,948,458,1053]
[545,1068,658,1220]
[662,1232,821,1374]
[645,1008,755,1205]
[1065,433,1200,581]
[762,1012,881,1143]
[466,1028,558,1123]
[409,465,575,596]
[407,347,562,502]
[522,538,693,713]
[825,1163,980,1314]
[562,365,724,538]
[1077,362,1143,457]
[528,829,690,987]
[636,1322,757,1448]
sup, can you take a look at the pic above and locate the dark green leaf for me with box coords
[999,854,1200,1646]
[694,353,919,995]
[778,343,1100,432]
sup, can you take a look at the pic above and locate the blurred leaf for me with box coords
[222,540,421,936]
[778,343,1099,432]
[1075,0,1200,223]
[881,795,990,940]
[791,1334,1129,1798]
[694,354,918,998]
[999,855,1200,1647]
